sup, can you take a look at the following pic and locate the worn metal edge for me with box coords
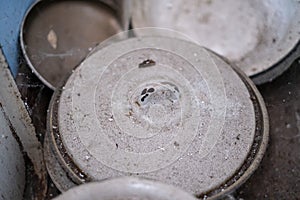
[19,0,127,91]
[46,90,88,188]
[204,53,269,200]
[0,48,47,199]
[44,41,269,198]
[44,130,77,192]
[251,40,300,85]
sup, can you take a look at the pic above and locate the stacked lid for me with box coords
[131,0,300,84]
[45,36,269,199]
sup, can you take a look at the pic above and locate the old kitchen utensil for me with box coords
[20,0,127,90]
[44,36,269,199]
[131,0,300,84]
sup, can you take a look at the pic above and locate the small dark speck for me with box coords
[116,143,119,148]
[126,109,133,117]
[250,95,256,101]
[77,93,81,96]
[135,101,141,107]
[139,59,156,68]
[148,88,155,93]
[236,134,240,140]
[141,94,149,102]
[174,86,179,92]
[141,88,147,95]
[174,141,180,147]
[272,38,276,43]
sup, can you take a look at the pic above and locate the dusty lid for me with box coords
[131,0,300,84]
[53,177,197,200]
[45,36,269,198]
[20,0,124,90]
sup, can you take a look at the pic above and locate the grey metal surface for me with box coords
[15,39,300,200]
[131,0,300,84]
[0,100,25,200]
[53,177,198,200]
[44,36,268,199]
[20,0,126,90]
[0,49,47,199]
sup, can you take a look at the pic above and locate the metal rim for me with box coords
[203,53,270,199]
[44,132,77,192]
[53,177,198,200]
[45,37,269,199]
[20,0,123,90]
[130,0,300,85]
[45,87,90,185]
[251,40,300,85]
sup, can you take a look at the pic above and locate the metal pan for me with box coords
[131,0,300,84]
[0,48,47,200]
[44,36,269,199]
[20,0,128,90]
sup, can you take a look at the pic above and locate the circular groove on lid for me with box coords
[45,36,269,198]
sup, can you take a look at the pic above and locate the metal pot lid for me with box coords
[53,177,197,200]
[45,36,269,198]
[20,0,123,90]
[131,0,300,84]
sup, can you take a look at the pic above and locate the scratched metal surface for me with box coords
[15,56,300,199]
[0,48,47,200]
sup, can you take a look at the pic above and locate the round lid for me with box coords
[46,36,268,198]
[20,0,123,90]
[53,177,197,200]
[131,0,300,84]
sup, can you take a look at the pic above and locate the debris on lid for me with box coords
[139,59,156,68]
[47,29,58,49]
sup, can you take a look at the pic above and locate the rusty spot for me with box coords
[135,101,141,107]
[138,59,156,68]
